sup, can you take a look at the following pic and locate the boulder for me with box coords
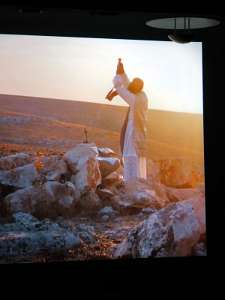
[114,200,201,258]
[97,147,119,158]
[0,153,32,171]
[0,164,39,189]
[2,181,79,218]
[146,179,170,204]
[44,181,79,209]
[165,187,202,203]
[78,190,102,213]
[96,188,115,201]
[64,143,101,193]
[2,186,43,217]
[0,213,80,259]
[97,157,120,178]
[102,172,124,187]
[156,159,204,188]
[184,192,206,235]
[116,179,167,210]
[37,155,69,181]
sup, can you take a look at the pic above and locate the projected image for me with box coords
[0,35,206,263]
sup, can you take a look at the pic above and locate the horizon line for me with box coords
[0,93,203,115]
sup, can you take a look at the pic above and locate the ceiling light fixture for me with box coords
[146,17,221,43]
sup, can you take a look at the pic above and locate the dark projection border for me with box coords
[0,6,224,290]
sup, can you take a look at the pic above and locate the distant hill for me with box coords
[0,93,204,165]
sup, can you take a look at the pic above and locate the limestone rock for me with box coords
[0,153,32,171]
[97,147,119,158]
[78,190,102,213]
[165,187,202,203]
[96,187,115,200]
[38,155,69,181]
[64,143,101,193]
[102,172,124,187]
[97,156,120,178]
[156,159,204,188]
[117,179,167,210]
[2,181,79,218]
[114,201,201,258]
[0,164,39,189]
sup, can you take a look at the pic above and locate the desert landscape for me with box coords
[0,94,206,263]
[0,94,204,179]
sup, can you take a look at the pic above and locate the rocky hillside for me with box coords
[0,93,204,163]
[0,144,206,263]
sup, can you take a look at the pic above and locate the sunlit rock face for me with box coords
[0,153,32,171]
[114,200,202,258]
[64,143,101,193]
[102,172,124,187]
[165,186,202,203]
[97,147,119,158]
[155,159,204,188]
[2,181,79,218]
[97,147,122,181]
[0,164,39,189]
[147,159,161,183]
[97,157,121,178]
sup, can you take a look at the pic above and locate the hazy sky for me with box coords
[0,34,203,113]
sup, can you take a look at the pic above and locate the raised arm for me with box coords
[116,59,130,88]
[113,75,135,106]
[119,73,130,88]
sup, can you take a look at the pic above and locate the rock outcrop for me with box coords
[97,157,120,178]
[38,155,69,181]
[0,213,81,259]
[0,153,32,171]
[0,145,206,261]
[165,186,203,203]
[2,181,79,218]
[114,199,203,258]
[0,164,39,189]
[155,159,204,188]
[115,179,168,211]
[102,172,124,187]
[78,190,102,213]
[63,143,101,193]
[97,147,119,158]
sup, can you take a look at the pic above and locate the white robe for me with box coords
[113,74,147,182]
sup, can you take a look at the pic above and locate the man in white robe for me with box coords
[106,59,148,182]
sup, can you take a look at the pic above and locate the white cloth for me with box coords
[113,73,147,182]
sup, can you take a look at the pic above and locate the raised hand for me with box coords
[116,58,124,75]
